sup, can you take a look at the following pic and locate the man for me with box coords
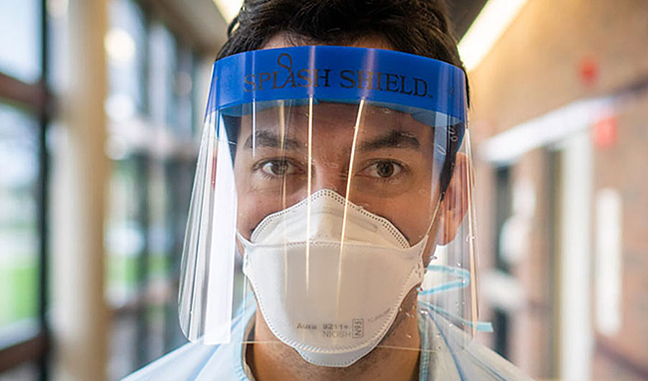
[126,0,532,379]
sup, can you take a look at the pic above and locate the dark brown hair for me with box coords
[218,0,466,85]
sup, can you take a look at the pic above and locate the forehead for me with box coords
[239,102,431,140]
[263,32,394,50]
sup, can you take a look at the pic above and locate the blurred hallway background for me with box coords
[0,0,646,380]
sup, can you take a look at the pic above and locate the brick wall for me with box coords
[467,0,648,379]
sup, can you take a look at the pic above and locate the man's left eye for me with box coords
[359,161,403,178]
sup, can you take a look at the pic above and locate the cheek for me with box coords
[370,190,436,246]
[233,168,273,239]
[234,158,266,239]
[236,196,268,239]
[368,173,439,245]
[235,184,305,239]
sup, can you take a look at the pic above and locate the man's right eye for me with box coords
[260,160,299,177]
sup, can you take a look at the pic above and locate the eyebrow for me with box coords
[242,129,420,152]
[358,130,421,151]
[243,130,304,150]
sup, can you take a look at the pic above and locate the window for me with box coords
[105,0,204,378]
[0,104,40,330]
[0,0,42,83]
[0,0,207,379]
[0,0,49,377]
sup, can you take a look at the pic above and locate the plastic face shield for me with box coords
[180,46,479,361]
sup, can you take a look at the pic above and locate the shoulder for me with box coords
[420,309,534,381]
[459,340,536,381]
[122,339,252,381]
[123,300,258,380]
[121,341,219,381]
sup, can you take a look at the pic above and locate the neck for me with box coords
[248,293,421,381]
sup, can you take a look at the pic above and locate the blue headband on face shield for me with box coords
[206,46,467,129]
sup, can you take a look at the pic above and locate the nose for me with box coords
[309,162,350,197]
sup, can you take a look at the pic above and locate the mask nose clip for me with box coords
[248,188,413,249]
[309,171,350,199]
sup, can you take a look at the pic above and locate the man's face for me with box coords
[233,102,442,246]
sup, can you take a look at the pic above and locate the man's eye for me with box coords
[260,160,298,176]
[360,161,403,179]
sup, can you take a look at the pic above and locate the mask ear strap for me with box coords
[420,196,443,245]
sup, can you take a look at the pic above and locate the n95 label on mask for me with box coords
[352,319,364,338]
[320,322,362,339]
[317,320,364,339]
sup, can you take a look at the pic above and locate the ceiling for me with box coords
[447,0,490,39]
[144,0,489,57]
[138,0,229,55]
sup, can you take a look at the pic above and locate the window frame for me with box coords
[0,0,51,379]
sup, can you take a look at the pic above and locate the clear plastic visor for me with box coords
[179,47,479,366]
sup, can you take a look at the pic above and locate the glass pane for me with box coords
[108,313,138,381]
[148,161,170,280]
[192,56,211,140]
[163,160,193,350]
[148,23,176,129]
[175,46,194,139]
[0,0,41,82]
[105,159,144,307]
[47,0,69,95]
[166,159,195,350]
[145,161,170,361]
[106,0,147,121]
[0,360,40,381]
[0,103,39,329]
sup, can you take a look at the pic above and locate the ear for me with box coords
[434,153,470,245]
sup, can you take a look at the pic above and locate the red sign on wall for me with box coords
[594,114,618,149]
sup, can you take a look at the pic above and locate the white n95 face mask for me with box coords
[239,189,429,367]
